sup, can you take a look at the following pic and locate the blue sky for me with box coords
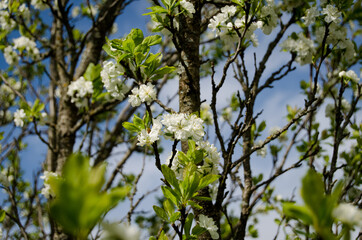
[1,1,361,239]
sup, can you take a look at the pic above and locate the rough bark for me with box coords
[48,1,133,239]
[177,1,219,239]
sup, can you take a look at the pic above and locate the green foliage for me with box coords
[103,28,175,82]
[49,153,130,239]
[83,63,104,100]
[283,170,343,240]
[122,112,151,133]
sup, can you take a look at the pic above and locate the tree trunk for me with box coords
[177,1,219,239]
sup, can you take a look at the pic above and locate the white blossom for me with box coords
[31,0,48,10]
[128,83,157,107]
[200,102,213,125]
[198,215,219,239]
[0,12,15,32]
[302,6,319,26]
[137,118,162,147]
[101,60,129,100]
[0,172,10,187]
[333,203,362,228]
[275,194,283,201]
[19,4,30,20]
[321,4,341,24]
[84,4,98,17]
[325,103,334,118]
[256,140,267,158]
[197,140,220,175]
[208,5,237,35]
[102,223,140,240]
[4,45,19,65]
[161,113,204,141]
[111,22,118,35]
[13,36,40,60]
[0,0,8,9]
[14,109,26,127]
[280,32,315,65]
[339,70,360,83]
[221,107,232,122]
[180,0,195,17]
[208,13,228,34]
[67,77,93,108]
[71,6,80,18]
[220,5,237,16]
[40,171,59,199]
[260,1,278,35]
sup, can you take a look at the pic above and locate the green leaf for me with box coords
[142,35,162,47]
[193,196,212,201]
[169,212,181,223]
[184,213,194,237]
[84,63,101,82]
[49,153,130,238]
[177,151,189,165]
[187,200,202,210]
[122,38,136,54]
[258,121,266,132]
[0,209,5,222]
[283,202,313,225]
[301,170,326,220]
[161,165,179,190]
[161,186,179,207]
[129,28,144,46]
[122,122,141,133]
[132,114,145,129]
[192,225,207,236]
[159,230,169,240]
[153,205,168,221]
[143,6,168,15]
[198,175,220,190]
[163,199,175,217]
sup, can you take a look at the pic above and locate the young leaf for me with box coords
[122,122,141,133]
[161,165,179,190]
[184,213,194,237]
[161,186,179,207]
[142,35,162,47]
[198,174,220,190]
[169,212,181,223]
[153,205,169,221]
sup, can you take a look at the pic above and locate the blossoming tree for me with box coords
[0,0,361,240]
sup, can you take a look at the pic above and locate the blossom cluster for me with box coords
[280,32,316,65]
[100,60,129,100]
[198,214,219,239]
[40,171,59,199]
[200,102,213,125]
[31,0,48,10]
[333,203,362,228]
[136,112,205,147]
[180,0,195,17]
[137,118,162,147]
[0,1,15,32]
[339,70,360,83]
[128,83,157,107]
[3,36,40,65]
[208,5,237,35]
[207,3,275,50]
[259,0,278,35]
[14,109,26,127]
[67,77,93,108]
[282,4,356,65]
[168,140,220,179]
[161,113,204,141]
